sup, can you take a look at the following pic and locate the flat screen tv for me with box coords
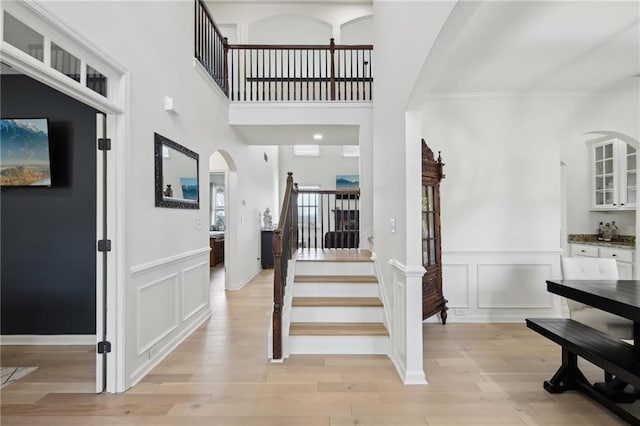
[0,118,51,187]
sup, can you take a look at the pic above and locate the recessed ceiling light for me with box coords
[313,133,323,140]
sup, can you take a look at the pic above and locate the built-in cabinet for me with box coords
[570,243,634,279]
[591,139,636,210]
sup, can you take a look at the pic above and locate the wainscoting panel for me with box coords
[440,251,562,322]
[477,264,553,308]
[128,248,212,387]
[182,262,209,321]
[137,274,179,355]
[441,264,469,308]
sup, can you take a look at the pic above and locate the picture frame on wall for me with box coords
[336,174,359,199]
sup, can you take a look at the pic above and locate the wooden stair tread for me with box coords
[290,322,389,336]
[292,297,383,307]
[296,249,373,262]
[294,275,378,283]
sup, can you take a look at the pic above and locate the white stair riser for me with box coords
[289,335,389,355]
[294,282,379,298]
[291,306,384,322]
[296,261,374,276]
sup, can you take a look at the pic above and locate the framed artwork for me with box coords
[336,174,359,199]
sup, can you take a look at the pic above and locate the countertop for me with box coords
[568,234,635,250]
[209,231,225,240]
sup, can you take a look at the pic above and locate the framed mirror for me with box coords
[154,133,199,209]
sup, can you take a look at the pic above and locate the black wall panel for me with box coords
[1,74,97,334]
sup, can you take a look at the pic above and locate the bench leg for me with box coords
[543,347,589,393]
[604,371,613,383]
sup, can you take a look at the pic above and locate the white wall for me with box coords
[423,96,567,322]
[248,15,331,44]
[341,15,373,45]
[278,145,358,197]
[42,1,280,390]
[425,97,564,252]
[423,91,639,323]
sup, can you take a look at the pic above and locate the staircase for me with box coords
[288,249,389,355]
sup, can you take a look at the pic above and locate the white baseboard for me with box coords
[226,267,261,291]
[0,335,96,345]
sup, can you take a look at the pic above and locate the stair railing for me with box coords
[194,0,373,102]
[272,174,361,359]
[195,0,228,95]
[272,172,298,360]
[297,189,360,250]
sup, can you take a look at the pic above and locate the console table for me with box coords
[261,230,274,269]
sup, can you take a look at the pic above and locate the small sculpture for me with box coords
[164,184,173,197]
[263,207,273,230]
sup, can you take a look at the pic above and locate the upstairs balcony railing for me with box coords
[195,0,373,102]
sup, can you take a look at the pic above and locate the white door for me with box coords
[95,112,108,393]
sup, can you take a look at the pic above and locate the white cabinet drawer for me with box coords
[571,244,598,257]
[599,247,634,263]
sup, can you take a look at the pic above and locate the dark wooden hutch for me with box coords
[421,139,448,323]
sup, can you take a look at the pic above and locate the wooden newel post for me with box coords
[223,37,229,97]
[272,229,282,360]
[290,180,297,256]
[329,38,336,100]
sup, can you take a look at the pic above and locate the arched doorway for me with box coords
[208,150,237,290]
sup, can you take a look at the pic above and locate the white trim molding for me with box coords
[1,335,96,345]
[193,58,230,105]
[130,247,210,275]
[441,249,563,323]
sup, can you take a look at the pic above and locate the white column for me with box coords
[388,259,427,385]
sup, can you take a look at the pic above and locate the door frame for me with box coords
[1,0,128,392]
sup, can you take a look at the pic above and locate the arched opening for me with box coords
[208,150,236,290]
[340,15,373,44]
[562,130,640,278]
[248,15,332,44]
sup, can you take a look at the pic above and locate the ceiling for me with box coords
[430,1,640,94]
[232,124,360,146]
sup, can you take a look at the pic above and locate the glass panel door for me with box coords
[626,144,636,207]
[422,184,437,267]
[593,141,617,208]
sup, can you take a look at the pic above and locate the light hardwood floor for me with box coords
[0,265,632,425]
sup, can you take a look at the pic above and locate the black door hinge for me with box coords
[98,138,111,151]
[97,341,111,354]
[97,239,111,252]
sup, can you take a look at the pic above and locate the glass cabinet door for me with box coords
[593,141,617,208]
[422,184,437,268]
[624,144,636,207]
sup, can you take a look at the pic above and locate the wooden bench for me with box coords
[527,318,640,424]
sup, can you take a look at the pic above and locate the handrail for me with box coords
[228,43,373,50]
[272,172,297,360]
